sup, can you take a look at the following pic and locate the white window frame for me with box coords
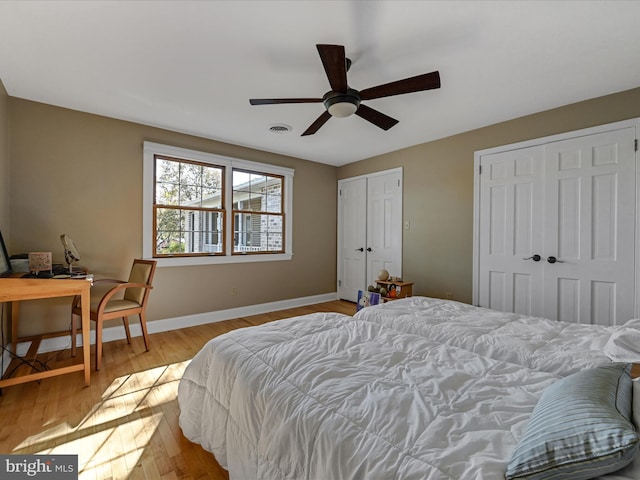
[143,142,294,267]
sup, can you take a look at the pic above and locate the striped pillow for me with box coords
[506,363,639,480]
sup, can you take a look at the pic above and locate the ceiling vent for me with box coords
[268,124,292,134]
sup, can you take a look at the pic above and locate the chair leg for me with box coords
[122,317,132,344]
[71,312,78,357]
[95,318,103,371]
[139,312,150,351]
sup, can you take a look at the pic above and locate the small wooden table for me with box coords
[375,280,413,302]
[0,278,91,388]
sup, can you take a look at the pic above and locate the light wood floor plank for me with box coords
[0,300,356,479]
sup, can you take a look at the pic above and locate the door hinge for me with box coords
[635,139,638,151]
[479,164,482,175]
[338,280,342,287]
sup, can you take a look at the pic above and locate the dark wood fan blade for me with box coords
[301,111,332,136]
[359,71,440,100]
[355,104,399,131]
[250,98,323,105]
[317,44,348,93]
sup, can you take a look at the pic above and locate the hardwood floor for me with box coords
[0,300,356,479]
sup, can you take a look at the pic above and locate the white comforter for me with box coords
[178,311,640,479]
[355,297,640,376]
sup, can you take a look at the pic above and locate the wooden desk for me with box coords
[0,278,91,388]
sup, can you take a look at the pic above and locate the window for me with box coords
[143,142,294,266]
[232,170,284,254]
[154,156,225,256]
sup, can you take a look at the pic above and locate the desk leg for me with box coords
[11,301,19,355]
[81,289,91,386]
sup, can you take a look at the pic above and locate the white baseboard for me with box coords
[1,292,340,376]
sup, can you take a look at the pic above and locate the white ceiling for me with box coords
[1,1,640,167]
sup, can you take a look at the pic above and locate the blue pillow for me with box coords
[506,363,639,480]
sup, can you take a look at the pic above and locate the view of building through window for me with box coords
[154,155,224,256]
[232,169,284,254]
[153,156,284,257]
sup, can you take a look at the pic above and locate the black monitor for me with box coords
[0,229,12,276]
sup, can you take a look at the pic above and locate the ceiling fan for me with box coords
[249,44,441,136]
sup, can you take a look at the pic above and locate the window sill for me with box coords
[150,252,293,267]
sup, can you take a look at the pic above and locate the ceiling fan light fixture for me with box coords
[323,89,360,118]
[328,101,358,118]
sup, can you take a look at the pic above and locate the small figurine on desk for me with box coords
[61,234,81,274]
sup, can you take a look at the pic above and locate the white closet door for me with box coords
[543,128,636,325]
[477,124,637,325]
[366,171,403,286]
[337,178,367,302]
[337,169,403,302]
[478,146,545,316]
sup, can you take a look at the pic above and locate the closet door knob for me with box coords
[366,247,372,252]
[546,256,565,264]
[523,254,542,262]
[355,248,364,252]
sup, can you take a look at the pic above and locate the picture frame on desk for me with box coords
[28,251,52,275]
[0,229,12,276]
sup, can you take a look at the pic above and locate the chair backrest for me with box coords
[124,259,157,306]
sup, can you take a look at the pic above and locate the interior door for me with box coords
[477,125,637,325]
[337,169,403,302]
[337,177,367,302]
[366,171,403,286]
[478,146,545,316]
[542,128,636,325]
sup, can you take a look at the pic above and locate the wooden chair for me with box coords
[71,259,157,370]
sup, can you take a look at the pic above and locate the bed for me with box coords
[353,297,640,376]
[178,301,640,480]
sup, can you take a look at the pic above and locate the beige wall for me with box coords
[0,79,8,235]
[338,87,640,304]
[0,80,8,345]
[7,86,640,336]
[8,98,338,336]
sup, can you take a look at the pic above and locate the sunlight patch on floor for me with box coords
[12,361,191,479]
